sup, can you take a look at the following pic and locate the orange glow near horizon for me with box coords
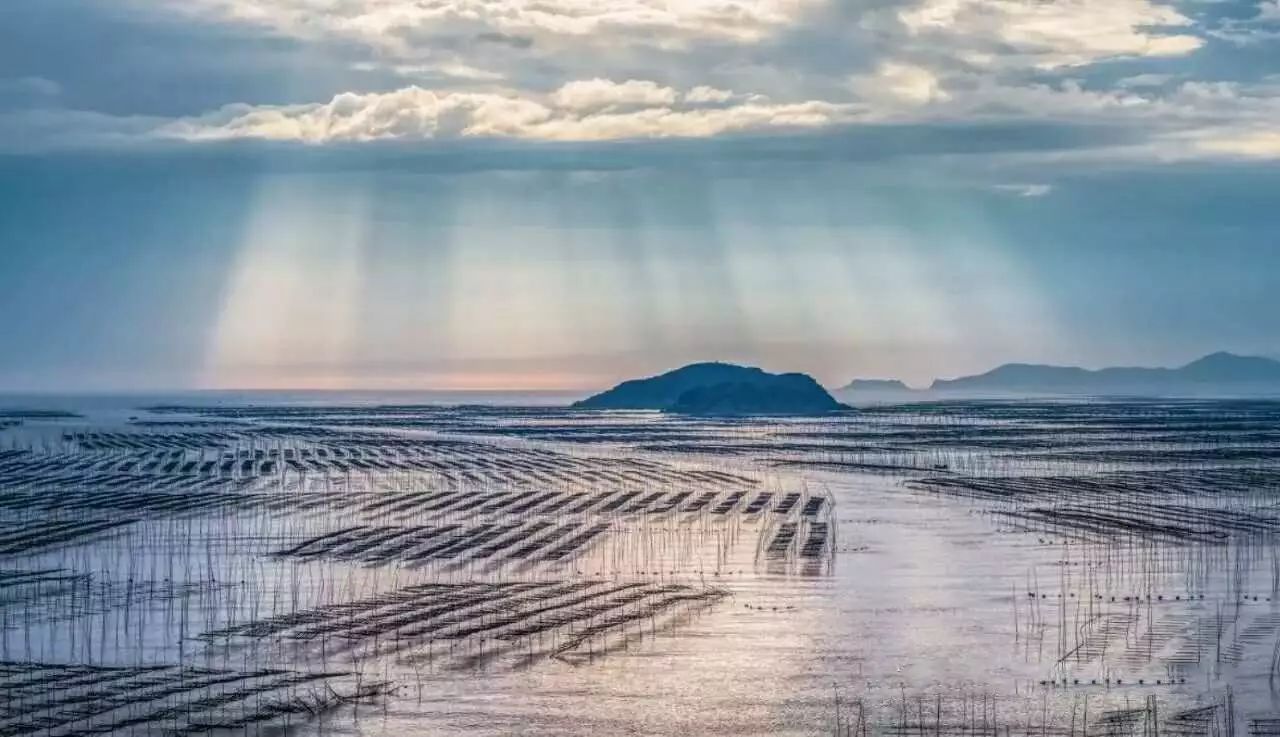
[196,370,605,393]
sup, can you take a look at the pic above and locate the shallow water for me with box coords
[1,396,1278,736]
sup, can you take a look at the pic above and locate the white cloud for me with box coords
[1186,128,1280,158]
[163,0,811,52]
[156,82,861,143]
[9,74,1280,165]
[103,0,1222,147]
[353,61,505,82]
[852,62,947,105]
[684,86,737,104]
[160,90,550,143]
[12,72,1243,163]
[897,0,1203,68]
[551,79,678,113]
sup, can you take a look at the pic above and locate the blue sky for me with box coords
[1,0,1278,390]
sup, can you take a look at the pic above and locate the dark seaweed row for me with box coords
[274,520,612,564]
[200,580,726,659]
[911,468,1280,544]
[0,518,135,556]
[0,661,348,737]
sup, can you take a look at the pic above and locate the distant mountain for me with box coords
[841,379,917,393]
[1177,352,1280,382]
[929,352,1280,395]
[573,362,849,415]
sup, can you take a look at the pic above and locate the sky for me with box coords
[1,0,1278,391]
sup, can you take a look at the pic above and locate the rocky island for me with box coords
[573,362,849,415]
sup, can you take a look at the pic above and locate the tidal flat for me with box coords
[1,398,1278,736]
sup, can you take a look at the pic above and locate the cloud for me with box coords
[1207,0,1280,45]
[851,62,947,105]
[166,0,811,51]
[1185,129,1280,158]
[77,0,1219,143]
[475,31,535,49]
[1116,74,1175,89]
[4,71,1269,165]
[353,61,505,83]
[550,79,678,113]
[6,0,1277,168]
[897,0,1203,69]
[155,82,861,143]
[684,86,737,104]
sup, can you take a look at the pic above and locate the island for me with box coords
[839,352,1280,398]
[930,351,1280,395]
[573,362,850,415]
[840,378,920,394]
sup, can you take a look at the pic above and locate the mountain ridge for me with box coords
[842,378,916,392]
[842,352,1280,397]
